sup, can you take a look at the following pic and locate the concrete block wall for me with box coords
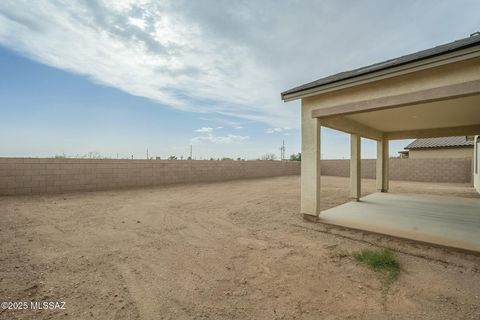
[321,158,472,183]
[0,158,300,196]
[320,159,377,179]
[0,157,472,196]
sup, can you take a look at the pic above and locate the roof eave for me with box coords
[406,145,474,150]
[281,45,480,102]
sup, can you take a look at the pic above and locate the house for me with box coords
[399,136,474,159]
[475,135,480,192]
[397,150,409,159]
[281,33,480,251]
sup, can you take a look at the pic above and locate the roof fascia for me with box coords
[282,46,480,102]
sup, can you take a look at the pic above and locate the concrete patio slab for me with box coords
[319,192,480,252]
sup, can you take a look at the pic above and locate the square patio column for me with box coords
[376,138,389,192]
[301,116,321,222]
[350,133,361,201]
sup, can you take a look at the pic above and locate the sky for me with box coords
[0,0,479,160]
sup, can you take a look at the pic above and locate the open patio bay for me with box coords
[281,35,480,259]
[1,176,480,319]
[320,192,480,252]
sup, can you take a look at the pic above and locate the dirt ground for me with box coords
[1,176,480,320]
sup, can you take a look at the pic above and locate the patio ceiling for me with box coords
[347,94,480,132]
[313,83,480,140]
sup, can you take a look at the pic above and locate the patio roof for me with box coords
[285,33,480,252]
[282,33,480,101]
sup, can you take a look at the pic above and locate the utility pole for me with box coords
[190,144,193,159]
[146,148,149,160]
[280,140,285,161]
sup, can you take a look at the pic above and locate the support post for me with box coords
[301,114,321,222]
[376,138,389,192]
[350,133,361,201]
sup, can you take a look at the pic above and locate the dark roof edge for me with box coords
[405,145,474,150]
[281,34,480,100]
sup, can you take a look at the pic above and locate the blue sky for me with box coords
[0,46,281,159]
[1,0,479,159]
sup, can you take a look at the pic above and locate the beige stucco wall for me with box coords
[475,136,480,192]
[408,147,473,159]
[0,158,300,196]
[301,103,321,215]
[300,57,480,215]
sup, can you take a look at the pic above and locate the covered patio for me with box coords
[321,192,480,252]
[282,34,480,251]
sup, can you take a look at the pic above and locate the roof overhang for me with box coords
[287,36,480,141]
[407,145,474,150]
[311,80,480,118]
[281,39,480,102]
[314,80,480,141]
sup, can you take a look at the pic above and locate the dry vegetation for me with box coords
[1,176,479,319]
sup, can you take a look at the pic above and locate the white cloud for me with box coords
[0,0,476,129]
[191,133,249,145]
[195,127,214,133]
[0,0,297,127]
[266,128,282,134]
[193,125,247,144]
[199,117,246,129]
[265,127,291,134]
[127,17,146,30]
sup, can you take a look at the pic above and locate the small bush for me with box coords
[353,248,400,285]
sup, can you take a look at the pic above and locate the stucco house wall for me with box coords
[300,57,480,213]
[409,147,473,159]
[475,136,480,192]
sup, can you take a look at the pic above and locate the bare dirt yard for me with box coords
[1,176,480,320]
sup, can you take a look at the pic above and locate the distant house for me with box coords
[400,136,474,159]
[397,150,409,159]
